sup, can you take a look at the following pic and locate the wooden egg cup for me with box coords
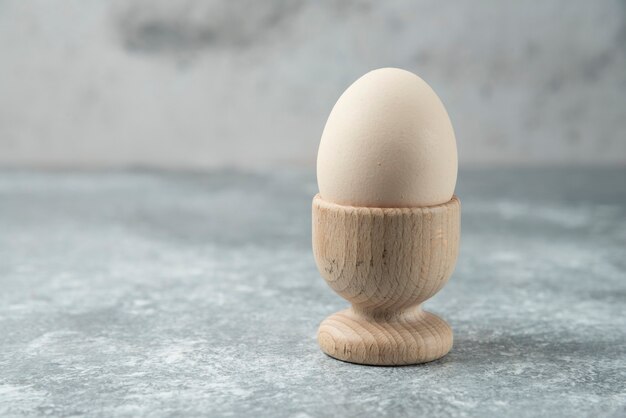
[312,194,460,366]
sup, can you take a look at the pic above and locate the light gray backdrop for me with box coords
[1,0,625,168]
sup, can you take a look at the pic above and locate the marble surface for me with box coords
[1,168,625,417]
[2,1,626,168]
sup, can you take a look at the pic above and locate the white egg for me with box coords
[317,68,458,208]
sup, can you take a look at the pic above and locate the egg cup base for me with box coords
[317,307,452,366]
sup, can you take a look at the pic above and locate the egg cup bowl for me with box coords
[312,194,460,366]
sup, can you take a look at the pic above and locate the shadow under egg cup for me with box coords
[312,194,461,366]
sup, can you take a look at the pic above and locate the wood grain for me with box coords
[312,194,460,365]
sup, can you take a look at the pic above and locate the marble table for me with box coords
[1,168,625,417]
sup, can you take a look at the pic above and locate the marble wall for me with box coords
[1,0,625,168]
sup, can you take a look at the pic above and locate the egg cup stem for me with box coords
[312,195,460,365]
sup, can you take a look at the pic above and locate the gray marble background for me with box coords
[1,168,625,416]
[1,0,625,168]
[2,2,626,417]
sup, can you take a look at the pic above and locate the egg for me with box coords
[317,68,458,208]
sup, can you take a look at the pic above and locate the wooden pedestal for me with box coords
[312,195,460,365]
